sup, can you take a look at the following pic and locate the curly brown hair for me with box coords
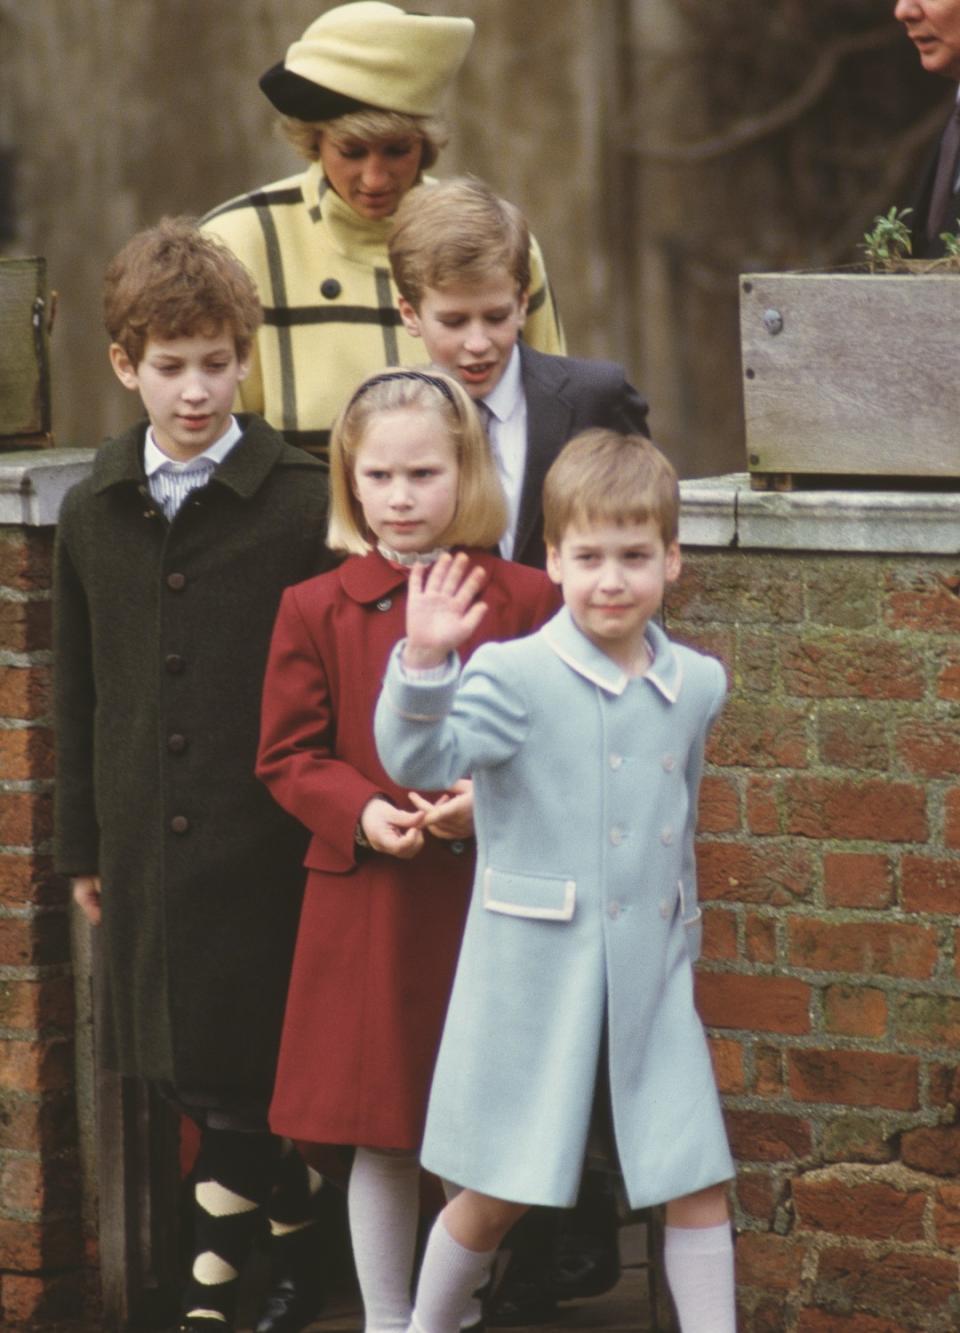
[103,216,262,366]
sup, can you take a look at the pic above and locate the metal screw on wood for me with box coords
[763,308,783,335]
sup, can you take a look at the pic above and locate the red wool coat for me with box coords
[257,548,558,1149]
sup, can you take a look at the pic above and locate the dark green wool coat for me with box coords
[54,415,333,1097]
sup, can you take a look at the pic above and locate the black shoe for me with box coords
[179,1320,234,1332]
[253,1270,323,1333]
[553,1241,620,1301]
[486,1276,558,1328]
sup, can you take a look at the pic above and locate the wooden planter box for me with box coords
[740,270,960,489]
[0,257,52,448]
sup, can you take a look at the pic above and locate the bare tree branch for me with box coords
[625,24,900,163]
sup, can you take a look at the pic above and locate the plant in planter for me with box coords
[740,208,960,488]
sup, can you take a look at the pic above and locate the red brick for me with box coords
[735,1169,780,1224]
[788,919,937,979]
[0,1215,81,1270]
[902,854,960,914]
[701,906,737,962]
[735,1231,808,1292]
[780,635,925,701]
[745,912,777,964]
[805,563,879,630]
[896,717,960,779]
[0,726,54,780]
[754,1045,784,1097]
[894,993,960,1050]
[936,649,960,701]
[745,775,779,835]
[698,774,739,833]
[822,852,894,910]
[0,599,51,653]
[708,1036,745,1094]
[0,1092,77,1154]
[0,790,53,848]
[884,567,960,633]
[696,972,811,1034]
[797,1313,910,1333]
[0,664,52,721]
[669,627,735,673]
[0,911,69,968]
[0,531,53,588]
[817,708,889,771]
[812,1243,958,1324]
[708,701,810,769]
[929,1062,960,1109]
[725,1110,813,1163]
[793,1172,926,1241]
[698,841,815,906]
[0,977,73,1033]
[934,1183,960,1249]
[902,1125,960,1176]
[783,776,927,843]
[737,632,778,693]
[0,1271,86,1324]
[0,1154,43,1215]
[822,1115,895,1164]
[0,1038,73,1094]
[823,984,887,1039]
[0,855,61,909]
[788,1049,919,1110]
[667,557,804,626]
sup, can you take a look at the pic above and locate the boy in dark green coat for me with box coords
[54,218,334,1333]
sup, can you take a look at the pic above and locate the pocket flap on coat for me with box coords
[482,867,576,921]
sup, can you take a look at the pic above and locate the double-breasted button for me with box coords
[607,901,621,920]
[166,572,187,591]
[167,733,188,754]
[660,826,674,846]
[609,753,623,770]
[320,278,342,299]
[662,754,676,772]
[609,827,624,846]
[376,597,392,612]
[170,814,190,835]
[165,653,185,674]
[450,840,465,855]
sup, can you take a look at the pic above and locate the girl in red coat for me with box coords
[256,368,557,1333]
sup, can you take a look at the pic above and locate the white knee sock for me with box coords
[348,1147,421,1333]
[663,1222,736,1333]
[410,1216,495,1333]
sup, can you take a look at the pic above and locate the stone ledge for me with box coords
[0,451,95,528]
[680,473,960,554]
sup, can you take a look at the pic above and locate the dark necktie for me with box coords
[927,103,960,243]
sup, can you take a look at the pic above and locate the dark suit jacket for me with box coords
[909,100,960,259]
[513,343,650,569]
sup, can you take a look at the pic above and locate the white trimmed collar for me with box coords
[143,416,242,476]
[482,343,523,424]
[542,606,682,701]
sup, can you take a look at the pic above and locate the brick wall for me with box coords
[667,493,960,1331]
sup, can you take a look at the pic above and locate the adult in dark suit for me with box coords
[895,0,960,255]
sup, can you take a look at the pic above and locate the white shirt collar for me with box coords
[143,416,242,476]
[482,344,523,424]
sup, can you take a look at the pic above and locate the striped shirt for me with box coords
[143,418,242,520]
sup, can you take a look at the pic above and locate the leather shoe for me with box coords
[254,1271,323,1333]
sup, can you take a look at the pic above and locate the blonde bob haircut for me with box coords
[281,108,446,172]
[327,368,508,556]
[543,429,680,550]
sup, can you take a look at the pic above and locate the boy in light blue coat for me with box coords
[374,430,736,1333]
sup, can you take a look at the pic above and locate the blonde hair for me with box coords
[543,430,680,549]
[103,216,262,366]
[328,368,507,555]
[281,107,446,171]
[389,176,531,308]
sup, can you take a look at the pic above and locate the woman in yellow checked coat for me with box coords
[202,2,565,463]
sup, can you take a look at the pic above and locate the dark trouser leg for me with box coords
[180,1127,280,1330]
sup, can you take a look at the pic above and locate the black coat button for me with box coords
[320,278,342,299]
[167,733,188,754]
[167,572,187,591]
[170,815,190,835]
[165,654,185,674]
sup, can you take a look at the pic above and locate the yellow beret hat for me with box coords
[260,2,475,121]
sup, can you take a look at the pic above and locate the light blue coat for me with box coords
[374,608,734,1209]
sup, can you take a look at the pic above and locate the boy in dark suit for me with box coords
[387,177,651,1322]
[388,176,650,572]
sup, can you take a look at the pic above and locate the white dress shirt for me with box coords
[480,346,528,561]
[143,417,242,520]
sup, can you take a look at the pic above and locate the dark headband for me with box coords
[347,370,458,411]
